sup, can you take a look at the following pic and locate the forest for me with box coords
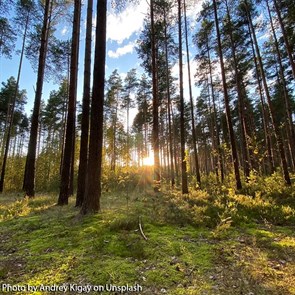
[0,0,295,294]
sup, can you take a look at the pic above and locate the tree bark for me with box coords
[76,0,93,207]
[266,0,295,170]
[178,0,189,194]
[23,0,51,197]
[245,0,291,185]
[81,0,106,214]
[247,20,274,174]
[58,0,81,205]
[225,0,250,178]
[207,41,224,182]
[163,8,175,187]
[150,0,161,192]
[273,0,295,80]
[213,0,242,190]
[184,0,201,185]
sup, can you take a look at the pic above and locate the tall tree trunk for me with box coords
[81,0,106,214]
[247,21,274,174]
[150,0,160,192]
[163,8,175,187]
[178,0,189,194]
[266,0,295,170]
[245,0,291,185]
[60,66,70,175]
[111,100,118,171]
[58,0,81,205]
[184,0,201,185]
[273,0,295,80]
[23,0,51,197]
[225,0,250,178]
[69,126,75,195]
[170,105,179,181]
[213,0,242,190]
[76,0,93,207]
[207,41,224,182]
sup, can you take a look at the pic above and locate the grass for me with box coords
[0,179,295,294]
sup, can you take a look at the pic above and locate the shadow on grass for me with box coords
[0,190,295,294]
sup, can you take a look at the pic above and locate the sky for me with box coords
[0,0,202,122]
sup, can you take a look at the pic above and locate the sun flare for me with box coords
[143,155,154,166]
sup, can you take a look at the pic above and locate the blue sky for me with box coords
[0,0,201,118]
[0,1,148,113]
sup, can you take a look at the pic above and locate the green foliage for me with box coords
[0,17,16,58]
[3,156,26,192]
[101,166,144,192]
[0,76,28,132]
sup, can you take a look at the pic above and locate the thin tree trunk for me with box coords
[206,80,218,176]
[178,0,189,194]
[81,0,106,214]
[111,99,118,171]
[225,0,250,178]
[207,41,224,182]
[150,0,160,192]
[213,0,242,190]
[184,0,200,185]
[69,126,75,195]
[60,64,70,175]
[58,0,81,205]
[0,11,29,192]
[163,8,175,187]
[76,0,93,206]
[247,21,274,174]
[245,0,291,185]
[266,0,295,170]
[23,0,51,197]
[273,0,295,80]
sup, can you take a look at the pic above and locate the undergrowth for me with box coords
[0,172,295,294]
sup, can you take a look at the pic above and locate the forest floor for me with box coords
[0,179,295,294]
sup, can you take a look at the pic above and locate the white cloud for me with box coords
[108,42,135,58]
[120,72,127,81]
[107,0,149,44]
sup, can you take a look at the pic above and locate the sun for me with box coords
[143,155,154,166]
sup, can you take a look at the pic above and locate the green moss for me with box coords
[1,189,295,295]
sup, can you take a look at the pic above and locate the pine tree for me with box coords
[76,0,93,207]
[58,0,81,205]
[213,0,242,190]
[23,0,52,197]
[81,0,107,214]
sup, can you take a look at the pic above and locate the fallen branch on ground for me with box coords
[139,216,148,241]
